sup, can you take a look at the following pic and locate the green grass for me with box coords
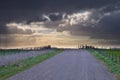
[105,49,120,56]
[89,49,120,80]
[0,49,63,80]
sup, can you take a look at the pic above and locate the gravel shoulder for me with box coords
[7,49,116,80]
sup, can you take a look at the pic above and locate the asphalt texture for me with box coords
[7,49,116,80]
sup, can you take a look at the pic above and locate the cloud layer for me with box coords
[0,0,120,48]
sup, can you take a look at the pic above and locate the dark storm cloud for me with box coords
[89,10,120,40]
[26,13,63,24]
[96,40,120,45]
[0,0,120,46]
[0,24,8,34]
[0,0,119,23]
[0,0,119,11]
[0,10,43,34]
[54,9,120,41]
[7,26,33,34]
[48,13,63,22]
[0,22,33,34]
[100,13,120,33]
[64,11,120,40]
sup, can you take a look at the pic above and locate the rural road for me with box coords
[7,49,116,80]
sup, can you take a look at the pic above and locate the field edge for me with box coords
[0,49,63,80]
[88,49,120,80]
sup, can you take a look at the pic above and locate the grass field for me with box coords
[105,49,120,56]
[98,49,120,64]
[89,49,120,80]
[0,49,63,80]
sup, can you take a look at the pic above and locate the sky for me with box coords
[0,0,120,48]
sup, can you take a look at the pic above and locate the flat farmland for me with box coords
[0,49,54,66]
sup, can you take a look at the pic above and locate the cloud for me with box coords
[59,11,92,27]
[6,22,56,35]
[6,23,34,34]
[48,13,63,21]
[0,0,119,11]
[93,10,120,39]
[0,24,8,34]
[5,9,120,41]
[0,0,120,48]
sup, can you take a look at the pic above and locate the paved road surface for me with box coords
[7,50,116,80]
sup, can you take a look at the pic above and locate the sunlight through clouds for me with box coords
[1,0,120,49]
[67,11,92,26]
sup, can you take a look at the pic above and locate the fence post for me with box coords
[103,51,105,57]
[117,55,119,64]
[119,56,120,64]
[110,53,112,59]
[113,53,115,62]
[112,53,113,60]
[115,54,117,63]
[108,53,110,58]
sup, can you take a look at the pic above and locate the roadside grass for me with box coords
[88,49,120,80]
[105,49,120,56]
[0,49,63,80]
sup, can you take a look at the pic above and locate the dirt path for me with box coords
[7,49,116,80]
